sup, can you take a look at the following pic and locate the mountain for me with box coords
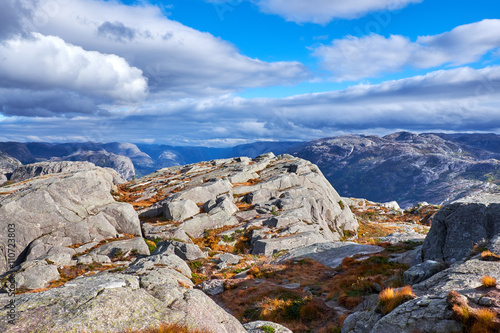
[290,132,500,207]
[2,132,500,206]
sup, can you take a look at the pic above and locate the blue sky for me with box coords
[0,0,499,146]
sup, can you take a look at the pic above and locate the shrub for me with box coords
[481,276,497,288]
[378,286,415,315]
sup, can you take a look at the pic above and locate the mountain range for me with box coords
[1,132,500,207]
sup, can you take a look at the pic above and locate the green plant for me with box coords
[258,325,276,333]
[271,206,280,216]
[338,200,345,210]
[188,261,202,271]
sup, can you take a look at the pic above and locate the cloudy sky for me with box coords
[0,0,499,146]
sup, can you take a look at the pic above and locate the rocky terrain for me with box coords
[1,151,500,332]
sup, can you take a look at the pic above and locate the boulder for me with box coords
[13,260,61,290]
[217,253,242,265]
[200,279,225,296]
[422,193,500,263]
[89,237,150,258]
[125,253,192,279]
[0,272,247,333]
[0,167,142,273]
[142,224,192,243]
[274,242,384,268]
[167,178,232,204]
[403,260,447,285]
[252,232,328,256]
[244,321,293,333]
[153,240,207,261]
[164,199,200,221]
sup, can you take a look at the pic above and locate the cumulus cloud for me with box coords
[314,19,500,81]
[31,0,309,97]
[0,33,147,102]
[3,66,498,144]
[254,0,421,24]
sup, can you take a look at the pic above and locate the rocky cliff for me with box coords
[0,151,21,185]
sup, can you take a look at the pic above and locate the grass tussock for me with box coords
[448,290,500,333]
[377,286,415,315]
[481,250,500,262]
[481,276,497,288]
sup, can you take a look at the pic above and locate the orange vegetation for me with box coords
[481,250,500,262]
[481,276,497,288]
[449,290,500,333]
[378,286,415,315]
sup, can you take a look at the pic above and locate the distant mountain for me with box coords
[2,132,500,206]
[289,132,500,207]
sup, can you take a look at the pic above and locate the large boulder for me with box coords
[422,193,500,263]
[0,166,141,273]
[0,271,247,333]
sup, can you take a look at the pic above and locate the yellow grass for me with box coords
[481,276,497,288]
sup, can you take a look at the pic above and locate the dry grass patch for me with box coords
[449,290,500,333]
[377,286,415,315]
[481,250,500,262]
[481,276,497,288]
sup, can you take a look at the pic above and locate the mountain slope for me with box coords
[290,132,500,207]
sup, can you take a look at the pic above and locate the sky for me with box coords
[0,0,499,146]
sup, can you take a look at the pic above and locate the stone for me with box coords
[252,232,329,256]
[0,272,247,333]
[274,242,384,268]
[0,167,142,273]
[125,253,192,279]
[153,240,207,261]
[422,193,500,263]
[164,199,200,221]
[89,237,150,258]
[200,279,225,295]
[142,224,192,243]
[167,178,232,204]
[403,260,448,285]
[217,253,242,265]
[179,212,239,239]
[244,321,293,333]
[14,260,60,290]
[9,161,95,182]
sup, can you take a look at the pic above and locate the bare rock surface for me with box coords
[123,153,358,256]
[244,321,293,333]
[0,165,141,273]
[274,242,384,268]
[422,193,500,263]
[0,150,21,185]
[0,267,247,333]
[10,161,96,182]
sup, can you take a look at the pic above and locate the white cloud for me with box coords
[254,0,421,24]
[4,65,497,144]
[30,0,309,97]
[0,33,147,102]
[314,19,500,81]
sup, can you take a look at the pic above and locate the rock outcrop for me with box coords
[10,161,96,182]
[124,153,358,256]
[0,254,247,333]
[52,150,135,180]
[0,150,21,185]
[0,163,141,274]
[342,194,500,333]
[422,193,500,263]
